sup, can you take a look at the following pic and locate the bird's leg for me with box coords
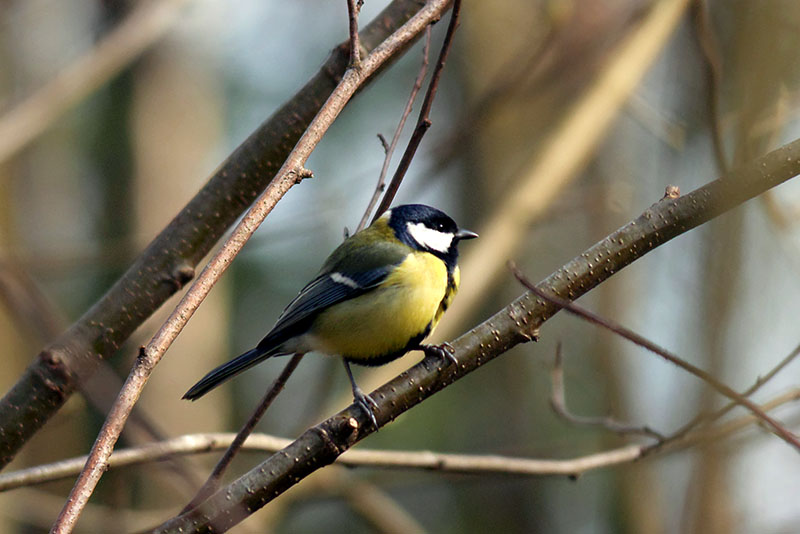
[418,342,458,366]
[343,359,379,429]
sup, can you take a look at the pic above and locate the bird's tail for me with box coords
[182,348,274,401]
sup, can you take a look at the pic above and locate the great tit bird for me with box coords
[183,204,477,427]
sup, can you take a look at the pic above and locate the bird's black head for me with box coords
[385,204,478,269]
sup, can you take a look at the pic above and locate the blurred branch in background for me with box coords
[0,259,203,497]
[0,0,192,164]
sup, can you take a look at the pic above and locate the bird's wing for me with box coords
[256,234,410,352]
[271,267,390,331]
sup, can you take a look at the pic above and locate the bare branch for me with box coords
[372,0,463,221]
[358,26,432,231]
[346,0,364,68]
[509,263,800,451]
[664,341,800,444]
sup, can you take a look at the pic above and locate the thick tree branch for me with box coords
[152,137,800,533]
[0,0,431,470]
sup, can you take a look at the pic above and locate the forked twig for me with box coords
[509,262,800,451]
[550,343,665,440]
[659,342,800,446]
[346,0,363,68]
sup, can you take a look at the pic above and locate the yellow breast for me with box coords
[310,252,452,362]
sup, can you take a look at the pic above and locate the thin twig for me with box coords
[372,0,463,221]
[50,2,454,532]
[509,262,800,452]
[182,354,304,513]
[358,26,432,231]
[346,0,363,68]
[0,0,192,164]
[550,343,665,440]
[4,389,799,492]
[662,341,800,445]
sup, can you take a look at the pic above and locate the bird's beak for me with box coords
[456,228,479,240]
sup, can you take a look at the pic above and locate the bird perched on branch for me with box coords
[183,204,477,427]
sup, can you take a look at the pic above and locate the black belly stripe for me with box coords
[345,323,433,367]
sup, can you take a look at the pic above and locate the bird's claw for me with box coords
[419,342,458,366]
[352,385,379,429]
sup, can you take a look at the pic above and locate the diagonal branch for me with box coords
[659,341,800,445]
[152,136,800,533]
[358,26,432,232]
[0,0,193,164]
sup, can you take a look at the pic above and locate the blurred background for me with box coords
[1,0,800,532]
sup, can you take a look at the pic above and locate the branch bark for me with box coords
[0,0,432,470]
[151,136,800,533]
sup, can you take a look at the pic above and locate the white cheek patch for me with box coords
[406,222,454,253]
